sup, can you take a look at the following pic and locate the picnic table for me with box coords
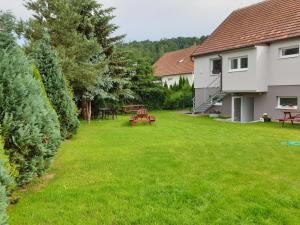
[278,111,300,127]
[129,109,156,126]
[122,105,145,114]
[99,108,117,120]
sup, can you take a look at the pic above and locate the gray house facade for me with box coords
[193,0,300,122]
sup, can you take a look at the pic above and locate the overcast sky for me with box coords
[1,0,263,42]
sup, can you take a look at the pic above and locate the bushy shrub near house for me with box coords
[0,17,61,185]
[131,74,167,109]
[31,35,79,139]
[164,77,194,109]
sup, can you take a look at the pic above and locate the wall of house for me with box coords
[194,38,300,120]
[222,48,259,92]
[194,54,221,89]
[194,47,269,92]
[254,85,300,120]
[256,45,269,92]
[268,38,300,86]
[161,74,194,87]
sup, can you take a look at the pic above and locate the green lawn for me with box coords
[8,111,300,225]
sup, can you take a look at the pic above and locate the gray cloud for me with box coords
[1,0,263,41]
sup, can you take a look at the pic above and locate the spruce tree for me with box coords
[31,35,79,138]
[0,160,14,225]
[0,12,61,185]
[24,0,132,118]
[0,183,7,225]
[24,0,108,120]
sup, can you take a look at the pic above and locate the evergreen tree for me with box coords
[0,160,14,225]
[90,3,134,103]
[0,12,61,185]
[0,182,7,225]
[24,0,133,119]
[24,0,110,118]
[31,35,79,138]
[129,58,167,109]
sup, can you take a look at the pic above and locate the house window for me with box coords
[167,78,173,81]
[230,58,238,70]
[241,57,248,69]
[210,58,222,75]
[229,56,248,72]
[280,46,299,58]
[277,97,298,109]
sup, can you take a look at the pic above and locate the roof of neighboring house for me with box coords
[154,46,197,77]
[193,0,300,56]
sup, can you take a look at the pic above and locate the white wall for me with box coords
[194,54,220,89]
[161,74,194,87]
[268,38,300,86]
[194,38,300,93]
[256,45,269,92]
[222,48,258,92]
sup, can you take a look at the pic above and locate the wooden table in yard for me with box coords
[129,109,156,125]
[122,105,145,114]
[277,111,300,127]
[99,108,117,120]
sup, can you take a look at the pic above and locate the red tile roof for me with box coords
[154,46,197,77]
[193,0,300,56]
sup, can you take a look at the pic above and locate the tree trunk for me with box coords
[82,99,92,123]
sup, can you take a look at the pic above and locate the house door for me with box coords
[232,97,242,122]
[232,96,254,122]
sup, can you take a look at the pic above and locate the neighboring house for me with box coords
[193,0,300,122]
[154,46,197,87]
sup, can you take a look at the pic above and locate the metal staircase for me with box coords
[193,91,226,114]
[193,75,227,114]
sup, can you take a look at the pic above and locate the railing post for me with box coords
[218,54,223,92]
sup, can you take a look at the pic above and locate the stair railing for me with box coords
[203,75,221,104]
[193,75,221,113]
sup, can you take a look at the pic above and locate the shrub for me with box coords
[0,18,61,185]
[0,160,14,225]
[30,35,79,139]
[131,74,167,109]
[0,182,7,225]
[164,77,194,110]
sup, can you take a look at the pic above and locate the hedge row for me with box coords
[0,12,79,224]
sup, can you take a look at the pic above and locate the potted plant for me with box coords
[262,113,271,122]
[209,110,221,118]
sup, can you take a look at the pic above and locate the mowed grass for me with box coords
[8,111,300,225]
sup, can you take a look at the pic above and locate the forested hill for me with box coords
[120,36,207,63]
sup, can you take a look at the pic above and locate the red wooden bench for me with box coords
[278,111,300,127]
[129,109,156,125]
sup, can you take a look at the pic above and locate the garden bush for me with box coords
[30,35,79,139]
[0,13,61,185]
[131,74,167,109]
[0,159,14,225]
[164,77,194,110]
[0,160,14,225]
[0,179,8,225]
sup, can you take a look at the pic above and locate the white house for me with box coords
[193,0,300,122]
[154,46,196,87]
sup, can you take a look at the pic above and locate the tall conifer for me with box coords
[0,12,61,185]
[31,35,79,138]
